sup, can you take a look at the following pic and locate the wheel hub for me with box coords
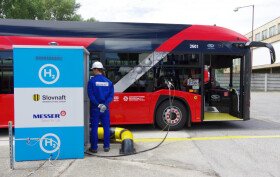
[163,106,182,126]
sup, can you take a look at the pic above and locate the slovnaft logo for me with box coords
[33,94,40,101]
[33,94,66,103]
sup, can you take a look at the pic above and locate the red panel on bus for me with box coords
[0,94,14,127]
[110,90,202,125]
[110,93,153,125]
[1,36,97,50]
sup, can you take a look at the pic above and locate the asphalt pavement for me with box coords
[0,92,280,177]
[250,92,280,123]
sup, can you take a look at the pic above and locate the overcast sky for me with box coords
[76,0,279,35]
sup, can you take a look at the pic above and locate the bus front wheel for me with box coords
[155,100,188,131]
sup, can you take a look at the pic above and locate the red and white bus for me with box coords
[0,19,275,130]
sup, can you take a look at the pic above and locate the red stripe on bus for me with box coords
[0,36,97,49]
[156,25,248,52]
[0,36,13,50]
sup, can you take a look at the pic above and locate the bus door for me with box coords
[203,54,244,121]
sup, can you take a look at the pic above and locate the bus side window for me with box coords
[0,51,13,94]
[104,52,154,92]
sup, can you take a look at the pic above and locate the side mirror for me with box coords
[245,41,276,64]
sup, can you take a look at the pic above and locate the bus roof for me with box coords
[0,19,248,52]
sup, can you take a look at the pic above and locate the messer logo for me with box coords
[33,110,67,119]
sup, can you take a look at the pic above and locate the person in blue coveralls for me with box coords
[87,61,114,153]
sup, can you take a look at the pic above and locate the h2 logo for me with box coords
[38,64,60,85]
[39,133,61,154]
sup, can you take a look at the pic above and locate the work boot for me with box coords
[104,148,110,152]
[89,149,98,153]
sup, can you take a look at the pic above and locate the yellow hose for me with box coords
[97,127,104,139]
[97,127,135,154]
[114,127,124,140]
[97,127,133,141]
[120,130,133,140]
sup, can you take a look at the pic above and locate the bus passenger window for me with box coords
[172,53,200,66]
[105,53,139,66]
[0,51,13,94]
[104,52,153,92]
[154,53,201,93]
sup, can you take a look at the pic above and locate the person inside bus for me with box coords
[183,69,199,93]
[87,61,114,153]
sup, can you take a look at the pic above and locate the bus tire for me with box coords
[155,100,187,131]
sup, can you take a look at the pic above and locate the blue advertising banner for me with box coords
[14,46,88,161]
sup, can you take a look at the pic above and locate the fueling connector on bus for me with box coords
[164,79,174,89]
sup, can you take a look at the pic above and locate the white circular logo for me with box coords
[38,64,60,84]
[39,133,61,154]
[123,96,128,102]
[207,44,215,48]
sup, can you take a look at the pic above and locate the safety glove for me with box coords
[98,104,107,113]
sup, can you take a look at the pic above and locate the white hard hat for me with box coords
[91,61,104,69]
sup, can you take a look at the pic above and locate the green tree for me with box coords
[85,17,98,22]
[0,0,96,21]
